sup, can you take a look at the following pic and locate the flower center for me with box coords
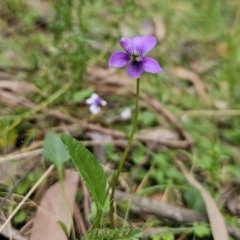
[93,97,102,106]
[131,52,141,62]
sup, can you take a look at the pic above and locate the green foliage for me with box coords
[43,132,70,168]
[60,134,107,211]
[132,147,147,165]
[138,110,156,127]
[89,199,110,224]
[152,231,174,240]
[183,186,206,213]
[193,223,211,238]
[82,228,142,240]
[151,152,184,185]
[73,89,94,103]
[0,120,17,151]
[104,144,119,162]
[51,0,73,40]
[131,166,147,182]
[57,220,69,237]
[15,171,42,195]
[13,210,27,225]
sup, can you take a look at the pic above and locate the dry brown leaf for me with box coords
[86,131,112,162]
[0,80,37,94]
[138,127,179,142]
[0,90,36,108]
[103,74,132,87]
[190,61,216,74]
[0,71,14,80]
[153,16,166,41]
[25,0,53,20]
[0,221,27,240]
[30,170,79,240]
[178,161,228,240]
[170,67,210,104]
[87,66,116,79]
[220,184,240,217]
[137,127,180,149]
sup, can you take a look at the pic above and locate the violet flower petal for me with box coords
[90,105,100,114]
[132,36,156,56]
[86,98,93,104]
[127,62,143,79]
[119,38,133,54]
[100,99,107,106]
[142,57,162,73]
[108,51,129,68]
[85,93,98,104]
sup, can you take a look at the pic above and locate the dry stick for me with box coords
[0,165,54,233]
[73,203,87,238]
[177,161,228,240]
[0,140,127,164]
[114,190,206,223]
[114,190,240,240]
[6,81,72,132]
[0,157,40,208]
[48,110,190,149]
[0,149,42,163]
[144,227,192,237]
[0,222,27,240]
[82,181,91,229]
[140,93,193,145]
[180,109,240,117]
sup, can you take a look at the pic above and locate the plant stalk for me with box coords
[109,77,140,228]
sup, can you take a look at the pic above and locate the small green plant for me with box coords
[58,36,162,238]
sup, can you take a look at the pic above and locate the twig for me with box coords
[0,222,27,240]
[81,181,91,229]
[180,109,240,117]
[114,190,240,240]
[0,140,127,164]
[0,149,42,163]
[48,110,191,149]
[177,161,228,240]
[7,81,72,132]
[140,93,193,145]
[143,226,191,237]
[73,203,87,238]
[114,190,206,223]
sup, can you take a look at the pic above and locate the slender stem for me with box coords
[109,77,140,228]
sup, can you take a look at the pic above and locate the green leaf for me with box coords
[152,231,174,240]
[14,210,27,224]
[184,186,206,213]
[72,89,93,103]
[193,223,210,238]
[82,228,142,240]
[16,178,29,195]
[43,132,70,167]
[160,232,174,240]
[57,220,68,237]
[60,134,107,210]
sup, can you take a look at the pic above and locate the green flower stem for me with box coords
[109,77,140,228]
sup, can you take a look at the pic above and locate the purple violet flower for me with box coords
[86,93,107,114]
[108,36,162,79]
